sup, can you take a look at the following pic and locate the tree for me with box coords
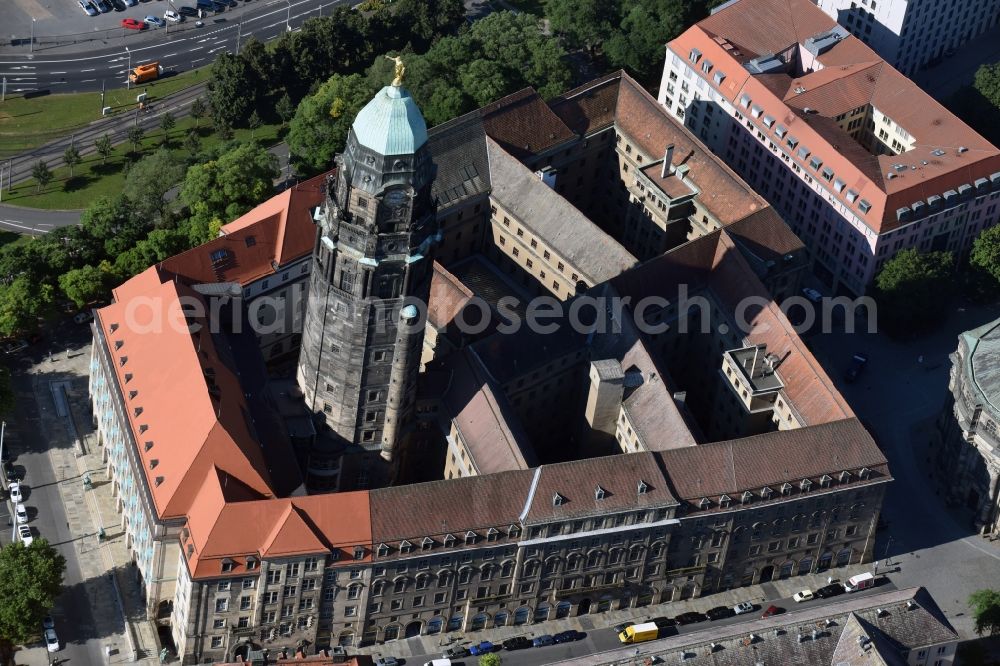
[545,0,619,52]
[79,194,147,259]
[179,142,279,243]
[0,539,66,646]
[275,92,296,126]
[0,277,55,338]
[874,248,954,335]
[126,125,145,154]
[970,589,1000,636]
[478,654,502,666]
[973,62,1000,109]
[971,224,1000,284]
[605,0,694,82]
[217,120,234,141]
[123,150,186,221]
[95,133,114,165]
[62,145,82,178]
[159,111,176,145]
[287,73,374,173]
[248,110,262,140]
[183,129,202,157]
[31,161,52,193]
[207,52,259,128]
[58,264,111,308]
[393,0,465,50]
[190,97,207,128]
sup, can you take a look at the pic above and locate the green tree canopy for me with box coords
[31,161,52,193]
[58,264,113,309]
[207,53,259,128]
[604,0,695,82]
[95,133,114,165]
[546,0,619,52]
[971,224,1000,284]
[874,248,953,336]
[0,276,55,338]
[63,145,82,178]
[179,143,279,243]
[478,654,502,666]
[287,73,375,173]
[974,62,1000,109]
[970,589,1000,636]
[0,539,66,645]
[123,150,186,221]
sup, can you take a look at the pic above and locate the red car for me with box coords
[121,17,146,29]
[762,605,785,618]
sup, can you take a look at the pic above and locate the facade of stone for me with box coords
[936,318,1000,534]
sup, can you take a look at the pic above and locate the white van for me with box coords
[844,572,875,592]
[423,660,451,666]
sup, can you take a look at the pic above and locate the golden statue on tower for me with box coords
[386,55,406,86]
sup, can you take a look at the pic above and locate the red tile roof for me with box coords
[160,172,327,287]
[669,0,1000,233]
[481,88,577,160]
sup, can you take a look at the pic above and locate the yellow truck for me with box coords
[129,62,163,84]
[618,622,659,644]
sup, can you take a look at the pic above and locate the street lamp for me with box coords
[29,18,36,55]
[285,0,291,32]
[125,45,131,89]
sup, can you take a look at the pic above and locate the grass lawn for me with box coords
[4,118,283,211]
[0,67,209,159]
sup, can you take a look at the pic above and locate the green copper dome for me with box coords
[351,85,428,156]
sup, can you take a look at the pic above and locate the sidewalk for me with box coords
[353,562,874,661]
[17,344,161,666]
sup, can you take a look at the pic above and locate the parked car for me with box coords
[210,0,227,11]
[78,0,99,15]
[9,481,23,503]
[706,605,736,620]
[144,15,165,26]
[373,658,398,666]
[468,641,495,656]
[96,0,113,11]
[816,583,846,599]
[502,636,532,651]
[733,601,755,615]
[3,460,18,481]
[3,340,28,355]
[124,0,137,5]
[178,5,198,14]
[793,589,814,603]
[18,524,32,546]
[761,605,784,618]
[553,630,583,643]
[44,628,59,652]
[109,0,127,10]
[845,352,869,383]
[42,616,55,631]
[532,635,554,648]
[74,311,94,324]
[442,646,468,659]
[613,622,631,634]
[650,616,677,629]
[164,9,183,21]
[15,504,27,524]
[801,286,823,303]
[121,17,146,29]
[674,611,707,625]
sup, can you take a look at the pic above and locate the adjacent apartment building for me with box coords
[660,0,1000,296]
[814,0,1000,75]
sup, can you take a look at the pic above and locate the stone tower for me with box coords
[297,76,437,468]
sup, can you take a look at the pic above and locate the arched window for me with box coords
[371,580,386,596]
[543,557,560,575]
[522,560,539,577]
[393,578,409,594]
[586,550,603,568]
[347,583,363,600]
[500,560,515,578]
[790,514,805,532]
[608,549,625,565]
[480,565,495,581]
[751,522,764,540]
[415,574,429,590]
[437,571,452,588]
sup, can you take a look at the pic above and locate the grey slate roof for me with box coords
[485,137,638,284]
[961,318,1000,414]
[426,111,491,208]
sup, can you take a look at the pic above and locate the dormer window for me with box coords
[552,493,565,507]
[762,115,775,128]
[594,486,606,501]
[720,494,732,508]
[377,543,389,557]
[486,528,500,543]
[444,534,456,547]
[221,558,235,572]
[761,487,773,499]
[144,441,153,452]
[210,249,228,265]
[421,537,434,550]
[713,71,726,86]
[741,490,753,504]
[800,478,813,491]
[860,467,872,479]
[149,459,158,470]
[689,48,702,63]
[353,546,365,560]
[465,531,477,546]
[507,525,520,538]
[781,482,792,496]
[637,480,649,495]
[246,557,258,570]
[700,59,713,74]
[699,497,711,508]
[820,474,833,487]
[400,540,413,554]
[839,470,852,483]
[154,475,164,486]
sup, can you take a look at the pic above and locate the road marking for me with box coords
[0,220,46,234]
[51,71,67,74]
[81,79,97,83]
[80,68,96,72]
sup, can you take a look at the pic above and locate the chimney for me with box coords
[662,144,675,178]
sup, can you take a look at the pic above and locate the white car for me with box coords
[43,616,55,631]
[164,9,183,21]
[18,524,33,546]
[733,601,755,615]
[44,628,59,652]
[15,503,27,524]
[9,481,22,503]
[793,589,814,603]
[144,15,165,27]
